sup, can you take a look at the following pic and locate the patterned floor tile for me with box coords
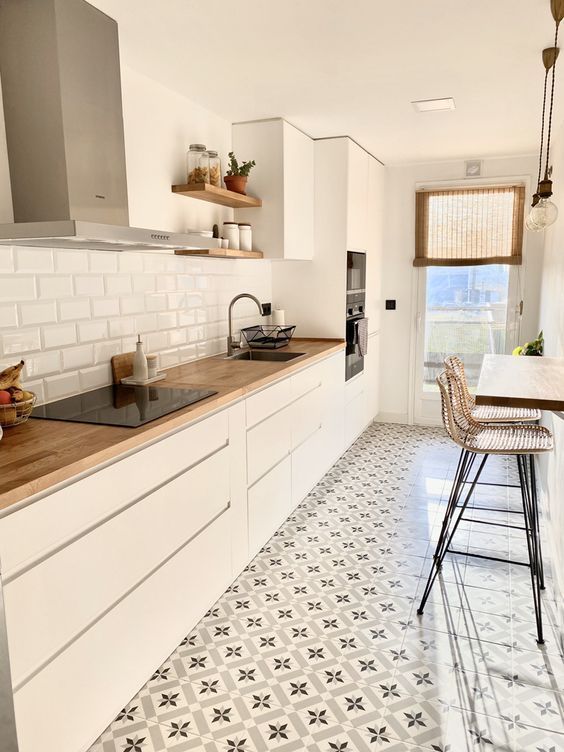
[87,423,564,752]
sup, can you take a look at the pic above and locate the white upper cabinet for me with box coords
[232,118,314,260]
[346,140,370,251]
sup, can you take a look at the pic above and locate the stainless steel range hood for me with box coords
[0,0,214,252]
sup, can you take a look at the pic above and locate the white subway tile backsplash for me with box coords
[105,274,132,295]
[109,318,135,338]
[120,295,146,315]
[55,249,89,273]
[0,248,14,272]
[157,311,177,330]
[132,274,156,293]
[19,301,58,326]
[24,378,45,404]
[24,351,62,378]
[0,275,35,301]
[2,328,41,354]
[59,298,91,321]
[62,345,94,370]
[0,304,17,328]
[146,293,167,312]
[91,297,120,318]
[79,364,112,391]
[45,372,81,401]
[75,275,105,296]
[15,248,54,273]
[94,340,122,364]
[78,319,108,343]
[38,275,73,299]
[89,252,118,273]
[43,323,77,349]
[0,246,271,403]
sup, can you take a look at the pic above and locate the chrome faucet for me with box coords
[227,293,270,356]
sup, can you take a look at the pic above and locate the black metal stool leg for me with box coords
[517,455,544,645]
[529,454,545,590]
[417,452,488,615]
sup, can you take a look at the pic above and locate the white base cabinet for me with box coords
[0,348,370,752]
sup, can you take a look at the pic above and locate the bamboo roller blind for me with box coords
[414,185,525,267]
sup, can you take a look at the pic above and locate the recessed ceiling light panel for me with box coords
[412,97,456,112]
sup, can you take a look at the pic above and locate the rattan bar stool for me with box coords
[417,369,553,644]
[444,355,542,423]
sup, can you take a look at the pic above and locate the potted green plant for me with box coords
[224,151,256,195]
[512,330,544,356]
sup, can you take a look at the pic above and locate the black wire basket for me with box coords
[241,324,296,349]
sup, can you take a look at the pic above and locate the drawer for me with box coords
[246,377,293,428]
[248,455,291,557]
[247,405,292,486]
[12,511,232,752]
[291,424,324,507]
[291,383,323,450]
[0,411,228,575]
[345,390,367,447]
[291,361,323,400]
[5,445,230,686]
[345,371,364,405]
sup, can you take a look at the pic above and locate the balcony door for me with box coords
[413,263,521,425]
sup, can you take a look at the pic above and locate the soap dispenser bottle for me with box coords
[133,334,149,382]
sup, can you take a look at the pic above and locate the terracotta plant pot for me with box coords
[224,175,248,195]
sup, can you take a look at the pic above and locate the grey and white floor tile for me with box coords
[89,423,564,752]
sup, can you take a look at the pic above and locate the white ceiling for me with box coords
[92,0,556,164]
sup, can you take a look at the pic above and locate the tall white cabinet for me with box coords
[272,135,386,427]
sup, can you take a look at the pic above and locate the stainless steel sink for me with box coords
[225,350,306,362]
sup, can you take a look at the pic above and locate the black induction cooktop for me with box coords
[31,384,218,428]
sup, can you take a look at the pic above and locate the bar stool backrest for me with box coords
[437,369,480,449]
[444,355,475,408]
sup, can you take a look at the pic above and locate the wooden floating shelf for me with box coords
[175,248,264,260]
[171,182,262,209]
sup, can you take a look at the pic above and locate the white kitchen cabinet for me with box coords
[364,332,381,423]
[347,140,370,251]
[248,455,292,557]
[232,118,314,260]
[246,405,292,486]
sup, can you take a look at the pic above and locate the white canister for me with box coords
[272,309,286,326]
[223,222,239,250]
[238,223,252,252]
[221,238,229,249]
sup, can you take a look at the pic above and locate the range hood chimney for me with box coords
[0,0,216,252]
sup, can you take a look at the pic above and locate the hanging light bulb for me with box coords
[525,211,543,232]
[529,176,559,229]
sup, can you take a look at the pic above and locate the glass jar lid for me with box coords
[189,143,207,151]
[207,150,218,157]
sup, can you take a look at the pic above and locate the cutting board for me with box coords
[111,352,134,384]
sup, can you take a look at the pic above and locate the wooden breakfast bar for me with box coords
[476,353,564,416]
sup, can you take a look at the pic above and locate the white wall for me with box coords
[538,118,564,639]
[379,155,545,424]
[0,64,272,404]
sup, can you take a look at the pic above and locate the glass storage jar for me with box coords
[207,150,221,187]
[186,144,209,184]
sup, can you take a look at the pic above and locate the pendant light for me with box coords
[527,0,564,231]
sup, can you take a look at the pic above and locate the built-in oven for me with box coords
[345,251,366,381]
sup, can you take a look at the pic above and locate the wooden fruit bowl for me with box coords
[0,393,36,427]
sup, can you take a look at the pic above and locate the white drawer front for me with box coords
[345,372,365,405]
[13,511,232,752]
[247,406,292,486]
[246,377,293,428]
[292,424,324,507]
[291,361,323,400]
[5,446,230,686]
[291,384,324,450]
[248,455,291,557]
[344,390,367,447]
[0,411,228,575]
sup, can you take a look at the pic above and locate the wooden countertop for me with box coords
[0,339,344,512]
[476,353,564,411]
